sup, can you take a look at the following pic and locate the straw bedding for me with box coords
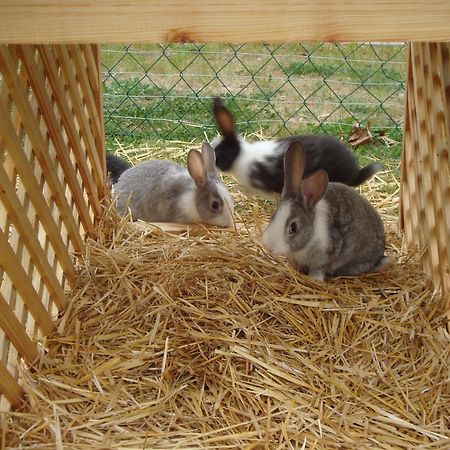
[2,145,450,449]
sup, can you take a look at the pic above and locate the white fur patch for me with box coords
[292,199,330,258]
[228,138,277,189]
[264,199,330,271]
[178,189,201,223]
[289,199,330,265]
[211,182,235,227]
[262,202,291,255]
[312,200,330,251]
[178,182,234,227]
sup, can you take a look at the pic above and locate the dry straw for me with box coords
[2,144,449,449]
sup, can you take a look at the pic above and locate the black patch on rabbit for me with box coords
[106,153,132,184]
[212,97,383,196]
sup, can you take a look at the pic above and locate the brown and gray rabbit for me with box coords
[111,142,234,227]
[211,97,382,197]
[262,142,390,280]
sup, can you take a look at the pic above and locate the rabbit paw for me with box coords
[309,270,325,282]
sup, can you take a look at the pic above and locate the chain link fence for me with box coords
[102,43,407,146]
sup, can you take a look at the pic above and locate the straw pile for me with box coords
[2,143,449,449]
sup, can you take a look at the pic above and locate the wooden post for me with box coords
[400,43,450,299]
[0,43,106,411]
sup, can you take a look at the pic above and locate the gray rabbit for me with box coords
[262,141,390,280]
[111,143,234,227]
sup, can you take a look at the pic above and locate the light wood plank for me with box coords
[408,45,433,278]
[0,229,55,336]
[398,72,412,237]
[0,100,76,285]
[400,43,450,296]
[68,45,107,201]
[435,43,450,293]
[54,46,104,193]
[0,1,449,43]
[411,44,442,287]
[0,45,84,254]
[0,293,39,365]
[0,164,67,310]
[38,46,102,218]
[401,48,423,246]
[421,43,448,291]
[15,45,95,234]
[89,44,107,200]
[0,361,23,408]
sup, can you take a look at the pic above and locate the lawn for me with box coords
[102,43,407,166]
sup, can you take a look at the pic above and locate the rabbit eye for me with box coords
[288,221,298,235]
[211,200,220,211]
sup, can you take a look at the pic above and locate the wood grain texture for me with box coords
[0,361,24,408]
[0,43,106,411]
[400,43,450,294]
[0,229,55,336]
[84,45,107,200]
[0,293,39,365]
[0,46,84,254]
[54,46,104,195]
[0,100,76,283]
[0,163,67,311]
[0,1,449,43]
[15,45,95,235]
[37,45,102,221]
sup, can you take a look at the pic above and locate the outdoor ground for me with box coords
[101,43,406,169]
[3,147,449,448]
[5,43,449,450]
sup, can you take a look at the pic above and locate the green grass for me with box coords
[102,43,407,163]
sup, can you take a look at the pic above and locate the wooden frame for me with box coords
[0,1,450,44]
[0,44,106,410]
[400,43,450,293]
[0,0,449,412]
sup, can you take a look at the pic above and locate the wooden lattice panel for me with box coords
[400,42,450,294]
[0,44,105,410]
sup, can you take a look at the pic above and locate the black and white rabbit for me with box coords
[262,142,389,280]
[211,97,383,197]
[110,143,234,227]
[106,152,132,184]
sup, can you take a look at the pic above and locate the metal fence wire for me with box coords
[102,43,407,145]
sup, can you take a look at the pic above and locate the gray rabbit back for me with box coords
[114,160,192,222]
[324,183,385,276]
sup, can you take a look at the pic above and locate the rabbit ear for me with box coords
[201,142,217,175]
[302,170,328,209]
[213,97,235,137]
[187,149,206,187]
[282,141,306,198]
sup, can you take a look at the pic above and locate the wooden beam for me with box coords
[0,1,449,44]
[0,292,39,365]
[0,362,24,409]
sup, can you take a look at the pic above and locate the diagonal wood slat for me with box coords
[0,43,106,411]
[54,45,104,194]
[0,163,67,310]
[38,45,102,219]
[0,292,39,365]
[0,100,76,283]
[0,361,24,408]
[15,45,95,234]
[400,42,450,293]
[0,229,55,336]
[0,45,84,254]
